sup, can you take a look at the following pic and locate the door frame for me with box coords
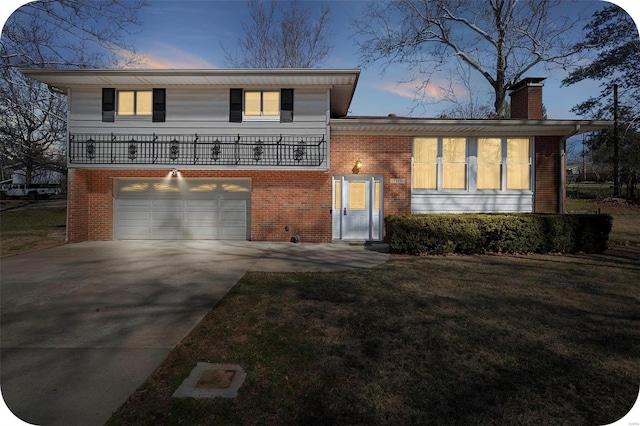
[332,174,383,241]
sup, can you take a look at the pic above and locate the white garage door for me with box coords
[114,178,250,240]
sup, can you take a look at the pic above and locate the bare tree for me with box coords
[435,63,495,118]
[224,0,333,68]
[353,0,590,118]
[0,0,147,184]
[1,0,146,69]
[0,67,66,184]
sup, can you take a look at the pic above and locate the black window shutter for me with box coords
[281,88,294,122]
[152,88,166,122]
[102,88,115,122]
[229,88,243,122]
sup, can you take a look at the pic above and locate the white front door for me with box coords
[332,176,382,241]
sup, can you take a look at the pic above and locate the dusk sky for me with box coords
[1,0,639,121]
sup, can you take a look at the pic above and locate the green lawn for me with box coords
[566,182,616,199]
[108,248,640,426]
[0,207,66,257]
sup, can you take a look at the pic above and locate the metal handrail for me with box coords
[69,133,327,166]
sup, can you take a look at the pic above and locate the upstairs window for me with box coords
[244,90,280,119]
[229,89,293,123]
[117,90,152,116]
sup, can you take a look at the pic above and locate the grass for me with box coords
[108,248,640,425]
[1,200,637,424]
[0,207,66,257]
[566,198,640,246]
[566,182,616,200]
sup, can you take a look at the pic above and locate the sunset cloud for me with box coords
[115,44,217,69]
[374,80,444,101]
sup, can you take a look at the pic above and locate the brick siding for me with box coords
[66,133,561,242]
[66,134,414,243]
[534,136,563,213]
[510,85,544,120]
[329,134,413,219]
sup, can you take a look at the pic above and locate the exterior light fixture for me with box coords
[352,159,363,174]
[171,168,178,177]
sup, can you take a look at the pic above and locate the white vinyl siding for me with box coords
[411,193,534,213]
[69,87,326,136]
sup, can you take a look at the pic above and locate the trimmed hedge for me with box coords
[385,213,612,255]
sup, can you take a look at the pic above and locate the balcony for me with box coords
[68,133,327,167]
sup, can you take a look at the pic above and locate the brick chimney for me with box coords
[509,77,546,119]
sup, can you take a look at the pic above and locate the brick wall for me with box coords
[66,133,561,242]
[66,134,414,243]
[67,168,334,242]
[534,136,563,213]
[329,134,413,218]
[510,85,544,120]
[67,168,90,242]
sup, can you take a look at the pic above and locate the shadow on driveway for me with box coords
[1,240,388,426]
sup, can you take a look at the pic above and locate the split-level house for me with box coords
[23,68,610,243]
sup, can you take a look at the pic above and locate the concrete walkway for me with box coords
[1,241,388,426]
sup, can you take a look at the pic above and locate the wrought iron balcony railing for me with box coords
[69,133,327,167]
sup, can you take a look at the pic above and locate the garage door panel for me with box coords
[186,211,219,223]
[220,200,246,210]
[184,226,219,238]
[118,211,151,221]
[152,210,184,221]
[120,199,152,207]
[115,178,249,240]
[220,226,247,239]
[117,226,151,239]
[151,199,184,209]
[220,214,245,226]
[185,200,217,209]
[151,226,186,239]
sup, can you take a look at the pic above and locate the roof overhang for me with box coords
[330,118,612,137]
[21,68,360,118]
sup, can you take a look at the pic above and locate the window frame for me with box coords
[412,137,468,191]
[477,138,503,190]
[116,90,153,118]
[412,136,533,193]
[505,138,532,191]
[242,90,280,122]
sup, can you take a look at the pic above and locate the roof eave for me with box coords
[329,118,613,136]
[21,68,361,120]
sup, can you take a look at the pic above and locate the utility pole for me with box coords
[613,84,619,197]
[582,133,586,181]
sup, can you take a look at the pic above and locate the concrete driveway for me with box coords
[1,240,388,426]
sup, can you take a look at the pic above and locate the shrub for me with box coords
[385,213,612,255]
